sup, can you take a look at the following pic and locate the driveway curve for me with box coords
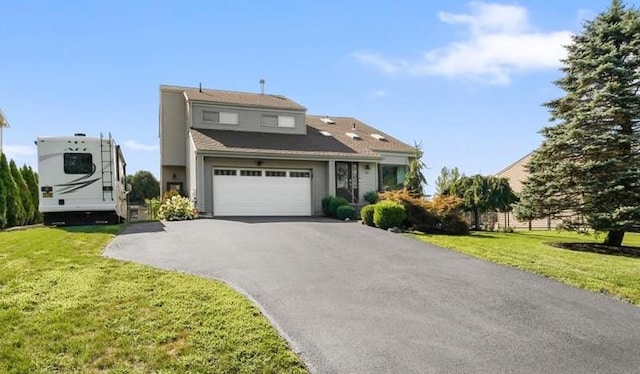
[105,219,640,373]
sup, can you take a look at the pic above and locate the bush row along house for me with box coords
[159,85,415,217]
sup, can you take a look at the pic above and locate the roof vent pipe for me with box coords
[199,82,202,93]
[259,79,265,94]
[352,122,356,130]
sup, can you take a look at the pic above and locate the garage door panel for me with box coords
[213,169,311,216]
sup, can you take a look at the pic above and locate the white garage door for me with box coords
[213,168,312,216]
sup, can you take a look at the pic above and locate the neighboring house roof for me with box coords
[495,151,534,193]
[191,115,415,160]
[161,84,307,111]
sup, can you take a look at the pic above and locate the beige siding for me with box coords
[202,157,327,215]
[358,162,377,201]
[497,152,564,230]
[160,90,187,193]
[192,104,306,135]
[379,152,409,165]
[497,153,533,194]
[187,133,197,200]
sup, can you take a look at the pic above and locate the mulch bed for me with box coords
[549,242,640,258]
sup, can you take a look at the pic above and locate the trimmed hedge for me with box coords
[360,204,376,226]
[328,196,349,218]
[321,196,333,216]
[373,201,406,230]
[363,191,378,204]
[336,205,357,220]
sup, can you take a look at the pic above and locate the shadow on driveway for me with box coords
[119,221,166,235]
[209,216,342,224]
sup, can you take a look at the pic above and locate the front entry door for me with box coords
[336,162,359,203]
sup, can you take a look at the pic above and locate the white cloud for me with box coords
[352,52,406,74]
[2,144,37,167]
[3,144,35,158]
[371,89,387,98]
[124,140,159,151]
[353,2,573,85]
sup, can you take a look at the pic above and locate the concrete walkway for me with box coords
[105,219,640,373]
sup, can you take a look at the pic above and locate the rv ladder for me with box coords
[100,132,114,201]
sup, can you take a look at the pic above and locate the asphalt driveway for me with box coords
[105,219,640,373]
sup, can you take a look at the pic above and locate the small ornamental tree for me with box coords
[448,174,517,229]
[10,160,33,225]
[403,141,427,197]
[435,166,462,195]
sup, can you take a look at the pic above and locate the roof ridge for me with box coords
[161,84,292,99]
[494,151,536,176]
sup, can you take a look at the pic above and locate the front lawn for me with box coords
[411,230,640,305]
[0,226,307,373]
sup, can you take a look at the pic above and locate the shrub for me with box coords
[328,196,349,218]
[360,204,376,226]
[321,196,333,216]
[441,213,470,235]
[378,189,436,228]
[373,201,406,230]
[162,189,180,202]
[336,205,357,220]
[158,195,196,221]
[363,191,379,204]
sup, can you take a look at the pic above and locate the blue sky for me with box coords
[0,0,627,194]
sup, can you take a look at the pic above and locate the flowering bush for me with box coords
[158,195,196,221]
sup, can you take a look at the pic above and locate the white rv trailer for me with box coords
[37,133,128,225]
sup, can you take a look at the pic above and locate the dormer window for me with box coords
[371,133,387,141]
[263,115,296,128]
[346,132,362,140]
[202,111,238,125]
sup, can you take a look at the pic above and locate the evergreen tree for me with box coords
[403,142,427,197]
[0,154,24,228]
[520,0,640,246]
[435,166,462,195]
[449,174,517,229]
[11,160,33,225]
[0,154,6,228]
[21,165,40,224]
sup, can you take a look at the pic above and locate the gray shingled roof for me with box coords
[191,115,414,159]
[161,85,306,111]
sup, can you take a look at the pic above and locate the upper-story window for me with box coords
[262,115,295,128]
[202,111,238,125]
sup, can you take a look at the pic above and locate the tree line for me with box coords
[0,153,40,229]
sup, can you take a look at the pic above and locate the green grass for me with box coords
[0,226,307,373]
[411,230,640,305]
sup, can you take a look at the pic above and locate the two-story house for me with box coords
[159,84,415,216]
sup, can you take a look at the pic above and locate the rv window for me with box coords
[64,153,94,174]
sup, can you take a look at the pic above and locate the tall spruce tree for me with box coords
[11,160,33,225]
[0,154,24,228]
[21,165,40,224]
[520,0,640,246]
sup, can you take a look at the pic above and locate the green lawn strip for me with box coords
[410,230,640,305]
[0,226,307,373]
